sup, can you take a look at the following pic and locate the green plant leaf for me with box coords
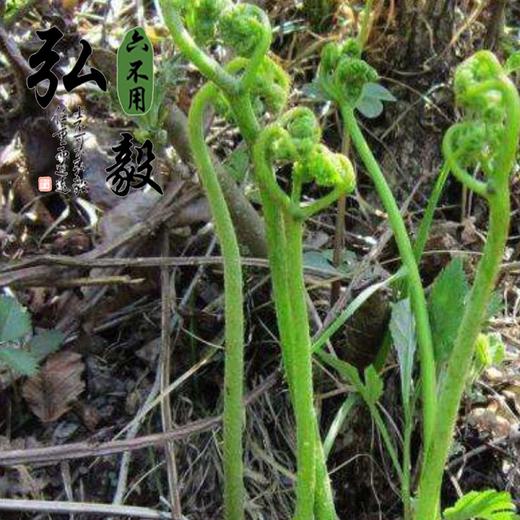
[363,365,383,404]
[487,334,506,366]
[318,352,363,389]
[312,270,402,353]
[0,295,32,344]
[321,249,357,274]
[303,251,342,276]
[0,347,38,376]
[475,333,506,371]
[389,298,416,405]
[443,489,518,520]
[303,250,354,277]
[301,80,329,102]
[505,52,520,74]
[428,258,469,365]
[29,330,64,361]
[5,0,32,19]
[486,291,503,320]
[362,82,397,102]
[475,334,492,368]
[355,82,396,118]
[356,96,384,118]
[318,353,382,405]
[224,146,250,182]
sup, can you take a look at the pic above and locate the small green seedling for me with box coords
[0,295,64,376]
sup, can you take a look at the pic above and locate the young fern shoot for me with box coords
[415,51,520,520]
[160,1,278,518]
[187,82,245,520]
[253,108,356,519]
[160,1,342,516]
[314,38,437,448]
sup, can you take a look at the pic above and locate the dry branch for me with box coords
[0,498,171,519]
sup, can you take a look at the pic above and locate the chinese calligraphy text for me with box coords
[26,27,107,109]
[50,106,88,195]
[117,27,154,116]
[105,132,163,196]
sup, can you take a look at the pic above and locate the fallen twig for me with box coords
[0,498,171,519]
[159,227,183,518]
[1,255,347,280]
[447,428,520,470]
[11,275,145,288]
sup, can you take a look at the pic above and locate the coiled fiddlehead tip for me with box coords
[260,107,320,163]
[342,38,362,59]
[213,56,290,121]
[449,122,488,165]
[336,57,378,104]
[281,107,322,158]
[454,51,503,98]
[442,51,520,196]
[263,107,321,162]
[442,120,495,197]
[219,3,271,58]
[285,107,321,139]
[453,51,507,122]
[295,144,356,191]
[320,42,342,76]
[318,39,378,105]
[320,38,361,75]
[186,0,231,45]
[255,107,356,217]
[251,57,291,116]
[334,152,357,193]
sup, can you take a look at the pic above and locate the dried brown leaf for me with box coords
[467,404,516,438]
[22,352,85,423]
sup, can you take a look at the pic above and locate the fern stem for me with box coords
[341,105,437,450]
[188,83,245,520]
[253,135,339,520]
[413,162,450,261]
[285,214,317,520]
[415,176,510,519]
[243,92,339,520]
[415,73,520,520]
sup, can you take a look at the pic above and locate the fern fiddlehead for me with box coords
[415,51,520,520]
[159,2,270,518]
[316,38,438,449]
[254,108,356,519]
[160,2,342,516]
[188,83,246,520]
